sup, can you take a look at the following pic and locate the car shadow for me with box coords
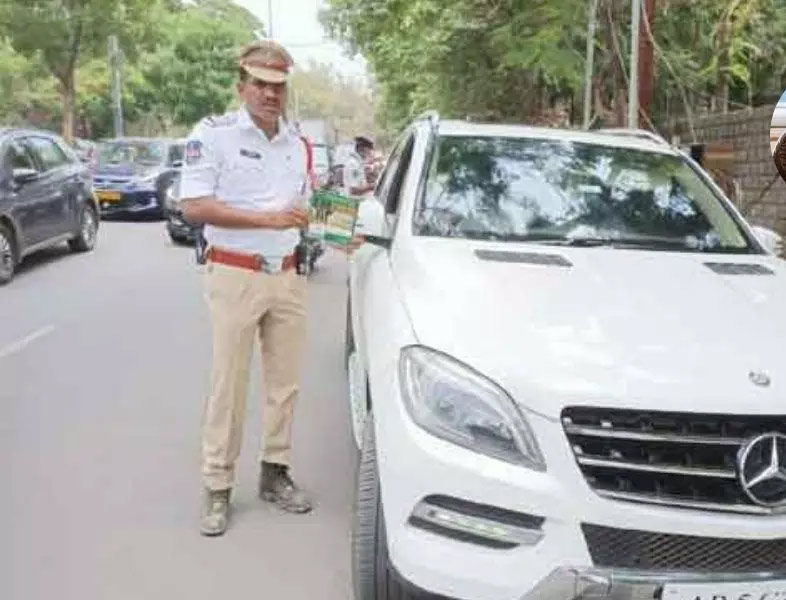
[13,244,74,280]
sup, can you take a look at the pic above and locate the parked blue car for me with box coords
[93,138,184,219]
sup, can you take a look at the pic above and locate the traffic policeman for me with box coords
[180,40,317,536]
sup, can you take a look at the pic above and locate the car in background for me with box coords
[163,172,201,245]
[346,115,786,600]
[72,138,97,166]
[0,128,99,284]
[93,137,184,219]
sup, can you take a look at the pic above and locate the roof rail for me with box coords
[595,127,670,147]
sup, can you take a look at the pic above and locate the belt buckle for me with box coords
[258,255,283,274]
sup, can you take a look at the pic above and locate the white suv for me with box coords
[346,114,786,600]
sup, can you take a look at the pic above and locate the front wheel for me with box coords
[0,223,17,285]
[353,417,422,600]
[68,205,98,252]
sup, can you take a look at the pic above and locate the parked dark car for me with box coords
[93,137,184,219]
[0,128,99,284]
[163,172,202,245]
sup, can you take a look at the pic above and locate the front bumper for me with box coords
[166,210,198,240]
[393,565,786,600]
[97,190,161,217]
[372,373,786,600]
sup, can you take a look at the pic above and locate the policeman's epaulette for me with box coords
[203,113,239,128]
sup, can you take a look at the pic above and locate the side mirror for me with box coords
[12,168,39,186]
[751,225,783,256]
[355,197,391,248]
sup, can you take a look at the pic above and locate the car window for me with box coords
[5,140,39,172]
[384,134,415,216]
[375,136,409,210]
[98,141,166,167]
[27,136,69,171]
[414,135,756,254]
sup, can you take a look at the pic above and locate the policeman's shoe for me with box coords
[259,462,313,514]
[200,488,231,536]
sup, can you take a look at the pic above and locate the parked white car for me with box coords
[346,114,786,600]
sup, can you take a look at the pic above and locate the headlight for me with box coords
[399,346,545,470]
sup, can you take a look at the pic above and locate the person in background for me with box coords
[343,136,376,198]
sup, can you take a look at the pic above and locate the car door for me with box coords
[26,135,78,239]
[350,130,417,368]
[2,137,50,248]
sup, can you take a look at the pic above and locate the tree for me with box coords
[321,0,786,133]
[131,0,263,132]
[0,0,163,142]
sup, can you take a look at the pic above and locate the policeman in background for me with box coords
[343,136,376,198]
[180,40,316,536]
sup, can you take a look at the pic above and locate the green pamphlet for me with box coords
[309,190,360,247]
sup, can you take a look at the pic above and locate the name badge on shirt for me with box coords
[240,148,262,160]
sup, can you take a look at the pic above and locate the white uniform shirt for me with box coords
[180,107,309,258]
[343,150,368,199]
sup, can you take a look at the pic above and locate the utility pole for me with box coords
[583,0,599,129]
[627,0,641,128]
[638,0,656,121]
[108,35,124,138]
[268,0,274,37]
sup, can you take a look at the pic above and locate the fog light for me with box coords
[410,495,544,549]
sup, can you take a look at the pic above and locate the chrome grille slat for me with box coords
[563,422,744,446]
[597,490,784,515]
[562,407,786,515]
[577,457,737,479]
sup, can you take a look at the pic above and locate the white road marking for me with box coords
[0,325,56,360]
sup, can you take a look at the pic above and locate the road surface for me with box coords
[1,221,357,600]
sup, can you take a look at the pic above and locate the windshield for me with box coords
[415,135,756,254]
[98,141,166,167]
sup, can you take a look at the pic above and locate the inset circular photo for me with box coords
[772,90,786,182]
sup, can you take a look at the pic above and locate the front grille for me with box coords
[583,524,786,572]
[562,407,786,514]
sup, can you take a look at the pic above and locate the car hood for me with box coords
[393,238,786,419]
[95,163,161,179]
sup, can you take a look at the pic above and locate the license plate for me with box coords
[661,579,786,600]
[96,191,121,202]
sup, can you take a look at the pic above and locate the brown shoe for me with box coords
[259,462,313,514]
[200,488,231,536]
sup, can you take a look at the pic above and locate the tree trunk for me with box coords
[638,0,656,119]
[59,73,76,144]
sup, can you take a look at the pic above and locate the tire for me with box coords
[68,205,98,253]
[0,222,17,285]
[353,418,423,600]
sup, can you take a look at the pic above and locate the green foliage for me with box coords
[322,0,786,132]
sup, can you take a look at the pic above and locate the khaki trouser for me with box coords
[201,260,307,491]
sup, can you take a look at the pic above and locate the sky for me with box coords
[232,0,369,81]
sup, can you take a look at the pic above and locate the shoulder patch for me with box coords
[185,140,203,165]
[203,113,239,128]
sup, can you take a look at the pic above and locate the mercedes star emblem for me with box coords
[738,433,786,509]
[748,371,771,387]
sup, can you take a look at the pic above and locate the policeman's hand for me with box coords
[261,209,309,230]
[341,235,366,254]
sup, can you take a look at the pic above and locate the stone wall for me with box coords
[669,104,786,239]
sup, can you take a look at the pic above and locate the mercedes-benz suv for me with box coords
[345,113,786,600]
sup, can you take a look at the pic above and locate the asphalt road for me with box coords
[1,221,358,600]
